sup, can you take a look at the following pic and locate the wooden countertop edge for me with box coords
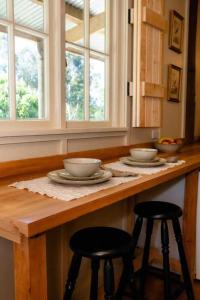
[12,155,200,239]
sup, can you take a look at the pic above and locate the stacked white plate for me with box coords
[48,169,112,185]
[120,156,166,167]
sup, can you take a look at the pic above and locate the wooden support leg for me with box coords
[183,170,199,280]
[14,234,48,300]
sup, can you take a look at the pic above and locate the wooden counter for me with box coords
[1,143,200,300]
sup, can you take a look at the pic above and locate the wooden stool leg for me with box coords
[115,255,134,299]
[90,258,100,300]
[139,219,154,299]
[132,216,143,251]
[161,220,173,300]
[63,254,82,300]
[104,259,115,300]
[172,217,195,300]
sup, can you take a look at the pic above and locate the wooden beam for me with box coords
[66,12,105,42]
[65,3,83,24]
[32,0,83,24]
[31,0,43,5]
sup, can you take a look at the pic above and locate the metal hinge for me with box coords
[128,8,134,24]
[127,82,133,97]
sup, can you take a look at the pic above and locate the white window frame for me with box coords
[0,0,51,131]
[65,0,129,129]
[0,0,129,135]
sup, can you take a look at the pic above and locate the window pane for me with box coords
[14,0,44,32]
[90,58,105,120]
[15,34,45,119]
[90,0,105,52]
[0,27,9,119]
[65,0,84,46]
[66,51,84,121]
[0,0,7,18]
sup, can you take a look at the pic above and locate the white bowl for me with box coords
[63,158,101,177]
[129,148,158,162]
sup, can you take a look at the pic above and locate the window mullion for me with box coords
[43,0,49,34]
[7,0,13,20]
[84,0,90,121]
[8,25,16,120]
[84,0,89,48]
[105,55,109,121]
[84,49,89,121]
[105,0,110,55]
[8,0,16,120]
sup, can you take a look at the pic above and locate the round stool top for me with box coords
[134,201,182,219]
[70,226,132,259]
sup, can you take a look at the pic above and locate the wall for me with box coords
[0,1,191,300]
[161,0,189,138]
[195,0,200,137]
[0,0,189,163]
[0,129,128,162]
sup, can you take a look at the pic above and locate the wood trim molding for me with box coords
[142,6,167,31]
[141,82,165,98]
[185,0,199,143]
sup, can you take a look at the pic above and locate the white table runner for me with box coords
[10,175,140,202]
[10,160,185,202]
[104,160,185,175]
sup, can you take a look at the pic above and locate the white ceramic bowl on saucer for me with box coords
[129,148,158,162]
[63,158,101,177]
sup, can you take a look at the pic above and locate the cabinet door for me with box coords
[132,0,166,128]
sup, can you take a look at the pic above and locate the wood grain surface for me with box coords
[1,142,200,300]
[0,143,200,241]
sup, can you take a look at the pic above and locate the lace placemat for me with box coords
[10,160,185,202]
[104,160,185,175]
[10,175,141,202]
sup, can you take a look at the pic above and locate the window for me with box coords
[0,0,128,132]
[0,0,49,121]
[65,0,109,123]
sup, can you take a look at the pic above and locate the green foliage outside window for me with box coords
[0,76,39,119]
[65,52,84,121]
[0,33,40,120]
[66,52,105,121]
[0,77,9,119]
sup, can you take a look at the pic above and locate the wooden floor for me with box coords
[97,273,200,300]
[121,274,200,300]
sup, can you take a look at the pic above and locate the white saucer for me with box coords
[120,157,166,167]
[47,170,112,185]
[57,169,104,181]
[128,156,160,163]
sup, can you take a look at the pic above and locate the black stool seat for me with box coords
[134,201,182,219]
[70,226,133,258]
[64,226,135,300]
